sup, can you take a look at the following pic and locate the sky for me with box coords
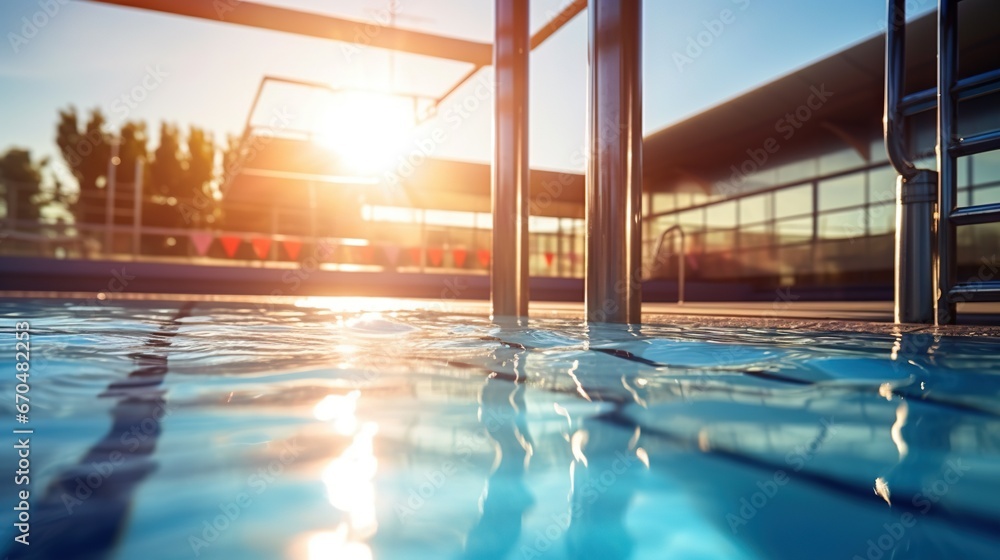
[0,0,936,187]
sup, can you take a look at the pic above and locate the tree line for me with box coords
[2,106,239,238]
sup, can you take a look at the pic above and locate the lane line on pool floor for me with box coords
[5,302,195,560]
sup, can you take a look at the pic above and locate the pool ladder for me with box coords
[652,225,685,304]
[886,0,1000,324]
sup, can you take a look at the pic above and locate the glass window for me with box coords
[529,216,560,234]
[957,223,1000,267]
[775,217,813,245]
[735,168,777,193]
[819,173,865,211]
[739,223,771,249]
[870,138,889,163]
[868,166,897,206]
[740,193,769,225]
[868,202,895,236]
[957,187,972,208]
[651,192,676,214]
[959,156,971,188]
[705,229,736,253]
[706,201,736,229]
[819,208,867,240]
[972,150,1000,187]
[819,148,864,175]
[775,160,817,185]
[677,208,704,232]
[774,185,813,219]
[973,184,1000,206]
[675,192,695,209]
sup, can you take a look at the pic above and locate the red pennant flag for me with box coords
[409,247,422,265]
[477,249,491,267]
[452,248,467,268]
[251,237,271,259]
[569,252,581,265]
[282,240,302,260]
[428,248,443,267]
[544,252,555,267]
[220,236,241,258]
[189,232,213,256]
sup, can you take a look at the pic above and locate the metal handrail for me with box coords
[652,224,685,304]
[884,0,920,181]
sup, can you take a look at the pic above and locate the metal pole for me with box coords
[885,0,935,324]
[895,170,936,323]
[132,157,143,257]
[586,0,643,324]
[105,141,119,255]
[492,0,530,320]
[936,0,959,324]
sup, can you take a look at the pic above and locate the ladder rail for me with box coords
[652,224,686,304]
[937,0,960,324]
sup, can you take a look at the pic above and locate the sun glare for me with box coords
[315,91,415,175]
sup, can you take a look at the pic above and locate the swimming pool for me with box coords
[2,296,1000,559]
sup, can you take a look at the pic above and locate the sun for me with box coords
[315,91,416,176]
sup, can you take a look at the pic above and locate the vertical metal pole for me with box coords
[105,141,119,255]
[936,0,958,325]
[420,208,427,272]
[586,0,643,323]
[896,170,937,323]
[557,218,565,277]
[132,157,143,257]
[492,0,530,319]
[886,0,935,324]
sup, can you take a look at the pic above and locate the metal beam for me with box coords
[82,0,493,66]
[492,0,531,320]
[586,0,643,324]
[531,0,588,50]
[428,0,588,117]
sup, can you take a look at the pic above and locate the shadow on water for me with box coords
[7,303,193,560]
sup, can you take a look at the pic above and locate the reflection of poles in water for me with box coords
[462,370,535,559]
[565,422,640,560]
[875,332,965,559]
[564,323,647,560]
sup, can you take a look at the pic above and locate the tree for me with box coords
[146,122,186,230]
[109,121,149,226]
[0,148,48,224]
[55,107,112,225]
[181,126,218,227]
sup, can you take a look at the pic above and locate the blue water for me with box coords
[2,297,1000,560]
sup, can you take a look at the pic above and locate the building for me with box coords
[641,0,1000,298]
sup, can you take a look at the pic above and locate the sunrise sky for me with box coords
[0,0,934,187]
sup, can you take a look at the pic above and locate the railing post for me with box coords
[586,0,643,323]
[105,140,120,255]
[132,157,144,257]
[936,0,959,324]
[492,0,530,320]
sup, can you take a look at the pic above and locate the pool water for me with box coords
[2,297,1000,559]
